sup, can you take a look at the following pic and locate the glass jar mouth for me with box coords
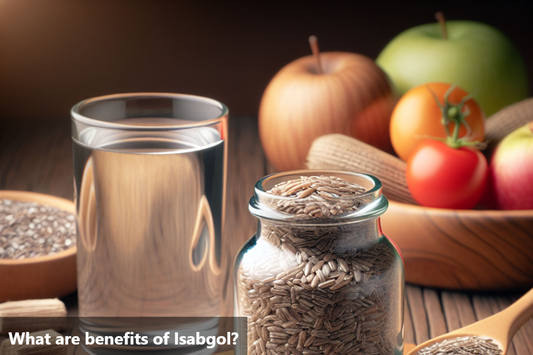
[249,170,388,224]
[71,92,229,131]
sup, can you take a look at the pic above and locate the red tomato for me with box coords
[406,140,488,209]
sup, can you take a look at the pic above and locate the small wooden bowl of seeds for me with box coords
[0,191,77,302]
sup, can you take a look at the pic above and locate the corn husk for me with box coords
[485,97,533,147]
[306,134,416,204]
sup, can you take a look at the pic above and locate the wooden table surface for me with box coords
[1,117,533,354]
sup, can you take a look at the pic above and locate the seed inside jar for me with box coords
[417,336,502,355]
[238,176,399,355]
[0,199,77,259]
[266,175,366,219]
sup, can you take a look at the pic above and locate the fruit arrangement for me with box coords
[260,13,533,290]
[259,12,532,212]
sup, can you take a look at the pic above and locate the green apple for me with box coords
[377,20,528,116]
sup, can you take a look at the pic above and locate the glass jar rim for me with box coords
[71,92,229,131]
[249,170,388,225]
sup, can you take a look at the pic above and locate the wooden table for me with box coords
[1,117,533,354]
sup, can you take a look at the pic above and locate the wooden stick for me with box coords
[308,36,323,75]
[0,299,67,334]
[1,329,67,355]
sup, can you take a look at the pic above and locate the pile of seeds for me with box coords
[265,176,366,219]
[0,199,76,259]
[417,336,502,355]
[238,176,399,355]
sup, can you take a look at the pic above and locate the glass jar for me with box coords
[235,171,404,355]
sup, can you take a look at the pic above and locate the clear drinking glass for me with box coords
[71,93,228,349]
[235,171,404,355]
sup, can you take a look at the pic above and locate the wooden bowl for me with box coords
[381,201,533,290]
[0,191,77,302]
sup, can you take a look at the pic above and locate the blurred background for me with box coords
[0,0,532,127]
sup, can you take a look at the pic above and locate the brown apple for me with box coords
[259,45,396,172]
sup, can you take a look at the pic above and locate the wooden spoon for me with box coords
[408,288,533,355]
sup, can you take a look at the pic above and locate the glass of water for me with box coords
[71,93,228,351]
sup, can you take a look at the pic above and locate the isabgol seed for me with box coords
[238,176,398,355]
[0,199,76,259]
[417,336,502,355]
